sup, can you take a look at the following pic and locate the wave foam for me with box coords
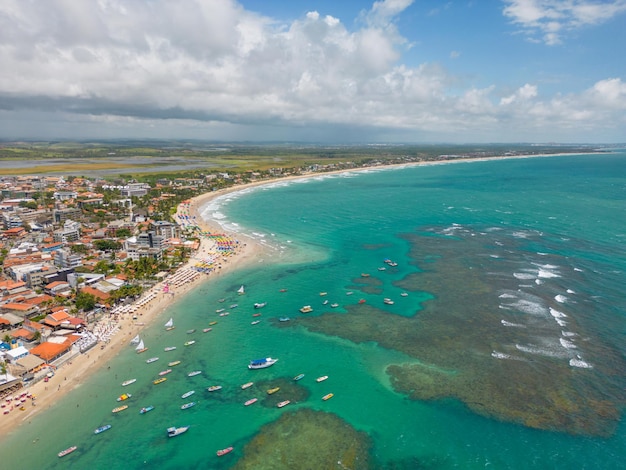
[554,294,568,303]
[559,338,577,349]
[501,320,525,328]
[569,358,593,369]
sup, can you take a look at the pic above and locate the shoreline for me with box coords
[0,150,589,437]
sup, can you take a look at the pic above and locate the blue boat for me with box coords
[139,405,155,414]
[94,424,112,434]
[293,374,305,381]
[248,357,278,369]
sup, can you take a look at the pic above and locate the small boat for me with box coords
[378,267,386,271]
[167,426,189,437]
[209,321,218,326]
[346,291,353,296]
[186,329,196,334]
[279,288,287,292]
[121,378,136,387]
[299,305,313,313]
[251,320,261,325]
[164,346,177,352]
[252,313,262,317]
[316,376,328,383]
[230,304,238,309]
[187,370,202,377]
[94,424,112,434]
[254,302,267,309]
[216,308,225,313]
[112,405,128,413]
[218,298,226,303]
[203,328,212,333]
[135,339,147,354]
[219,312,230,317]
[140,405,155,414]
[168,361,181,367]
[117,393,132,402]
[244,398,258,406]
[330,303,339,308]
[58,446,77,457]
[181,402,196,410]
[319,292,327,296]
[241,382,254,389]
[146,357,159,364]
[322,300,329,305]
[181,390,195,399]
[248,357,278,369]
[293,374,305,381]
[153,377,167,385]
[159,369,172,376]
[217,446,234,457]
[267,387,280,395]
[165,318,175,330]
[322,393,334,401]
[279,317,290,322]
[184,340,196,346]
[383,298,394,305]
[207,385,222,392]
[277,400,290,408]
[130,335,140,345]
[361,273,370,277]
[400,292,408,297]
[238,285,245,295]
[358,299,366,304]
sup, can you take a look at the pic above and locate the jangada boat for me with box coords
[248,357,278,369]
[164,318,175,330]
[58,446,77,457]
[167,426,189,437]
[217,446,234,457]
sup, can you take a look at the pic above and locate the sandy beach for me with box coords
[0,151,579,436]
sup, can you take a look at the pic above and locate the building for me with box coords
[53,220,81,243]
[53,190,77,201]
[120,183,150,197]
[124,231,165,261]
[53,207,82,223]
[151,221,180,239]
[54,248,82,269]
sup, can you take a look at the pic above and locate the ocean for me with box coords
[1,152,625,469]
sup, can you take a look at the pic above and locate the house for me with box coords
[44,280,71,296]
[2,227,26,238]
[30,337,76,363]
[0,302,39,319]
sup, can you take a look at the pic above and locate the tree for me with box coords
[75,292,97,312]
[116,228,132,238]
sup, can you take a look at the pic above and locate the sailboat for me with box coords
[135,339,148,354]
[165,318,175,330]
[237,285,245,295]
[130,335,140,345]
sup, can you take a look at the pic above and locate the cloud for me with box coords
[503,0,626,45]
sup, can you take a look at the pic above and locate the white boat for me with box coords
[167,426,189,437]
[299,305,313,313]
[130,335,140,345]
[58,445,77,457]
[164,346,176,352]
[316,375,329,382]
[181,402,196,410]
[248,357,278,369]
[135,339,147,354]
[146,357,159,364]
[94,424,112,434]
[238,285,245,295]
[254,302,267,309]
[165,318,175,330]
[187,370,202,377]
[121,378,136,387]
[400,292,408,297]
[251,320,261,325]
[383,298,394,305]
[181,390,195,399]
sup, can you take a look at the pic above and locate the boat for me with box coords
[244,398,258,406]
[241,382,254,389]
[158,369,172,376]
[237,285,245,295]
[184,340,196,346]
[358,299,366,304]
[330,303,339,308]
[252,312,262,317]
[135,339,147,354]
[319,292,327,296]
[167,426,189,437]
[293,374,305,381]
[277,400,290,408]
[361,273,370,277]
[181,402,196,410]
[146,357,159,364]
[187,370,202,377]
[209,321,218,326]
[279,317,290,322]
[164,346,176,352]
[94,424,112,434]
[219,312,230,317]
[181,390,195,399]
[218,298,226,303]
[322,299,329,305]
[316,375,328,383]
[168,360,181,367]
[130,334,140,345]
[251,320,261,325]
[121,378,136,387]
[346,291,353,295]
[207,385,222,392]
[229,304,238,309]
[299,305,313,313]
[248,357,278,369]
[383,298,394,305]
[112,405,128,413]
[165,318,175,330]
[153,377,167,385]
[322,393,334,401]
[186,329,196,334]
[203,328,212,333]
[254,302,266,309]
[217,446,234,457]
[400,292,408,297]
[378,267,386,271]
[140,405,154,414]
[267,387,280,395]
[58,446,77,457]
[216,308,225,313]
[117,393,132,402]
[279,288,287,292]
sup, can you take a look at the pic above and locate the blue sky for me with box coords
[0,0,625,143]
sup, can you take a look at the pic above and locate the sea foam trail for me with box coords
[501,320,525,328]
[569,358,593,369]
[559,338,577,349]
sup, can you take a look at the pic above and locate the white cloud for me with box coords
[503,0,626,45]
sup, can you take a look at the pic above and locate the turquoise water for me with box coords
[1,153,625,469]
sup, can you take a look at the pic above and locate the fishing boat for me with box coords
[238,285,245,295]
[153,377,167,385]
[184,340,196,346]
[121,378,136,387]
[164,346,176,352]
[165,318,175,331]
[216,308,225,313]
[277,400,290,408]
[158,369,172,376]
[135,339,147,354]
[58,446,77,457]
[330,303,339,308]
[241,381,254,389]
[322,393,334,401]
[251,320,261,325]
[181,402,196,410]
[316,375,329,383]
[319,292,327,296]
[187,370,202,377]
[248,357,278,369]
[167,426,189,437]
[244,398,258,406]
[168,360,181,367]
[209,321,218,326]
[279,317,290,322]
[383,298,394,305]
[186,329,196,334]
[146,357,159,364]
[117,393,131,402]
[203,328,212,333]
[293,374,305,381]
[207,385,222,392]
[140,405,154,414]
[254,302,267,309]
[299,305,313,313]
[217,446,234,457]
[181,390,195,399]
[94,424,112,434]
[267,387,280,395]
[130,335,140,345]
[112,405,128,413]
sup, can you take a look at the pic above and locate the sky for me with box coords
[0,0,625,143]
